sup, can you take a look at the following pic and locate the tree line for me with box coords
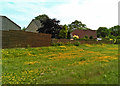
[23,14,120,40]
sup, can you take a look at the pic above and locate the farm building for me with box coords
[71,29,97,39]
[26,19,43,33]
[0,16,21,31]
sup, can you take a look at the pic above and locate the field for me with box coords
[2,44,118,84]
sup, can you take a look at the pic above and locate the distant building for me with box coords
[26,19,43,33]
[71,29,97,39]
[0,16,21,31]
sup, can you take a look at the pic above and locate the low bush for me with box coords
[89,36,93,39]
[117,36,120,39]
[65,42,73,46]
[114,39,120,44]
[73,41,80,46]
[26,45,31,48]
[51,42,64,46]
[84,35,88,39]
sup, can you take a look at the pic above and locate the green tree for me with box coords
[109,25,120,37]
[67,20,89,39]
[22,27,26,31]
[67,20,87,32]
[35,14,49,20]
[59,25,68,38]
[97,27,109,38]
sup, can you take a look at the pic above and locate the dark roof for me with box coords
[71,29,97,38]
[0,16,21,29]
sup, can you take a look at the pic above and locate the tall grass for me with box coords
[2,44,118,84]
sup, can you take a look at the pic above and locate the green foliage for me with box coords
[67,20,87,33]
[97,27,109,38]
[73,41,80,46]
[2,44,118,84]
[67,31,71,39]
[22,27,26,31]
[113,39,120,44]
[65,42,73,46]
[117,36,120,39]
[109,25,120,37]
[35,14,49,20]
[89,36,93,39]
[51,42,64,46]
[59,25,68,38]
[109,35,116,39]
[26,45,31,48]
[84,35,88,39]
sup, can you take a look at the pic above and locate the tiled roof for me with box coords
[71,29,97,38]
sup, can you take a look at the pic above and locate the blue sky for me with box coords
[0,0,119,30]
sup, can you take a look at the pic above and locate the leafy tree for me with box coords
[37,18,62,38]
[97,27,109,38]
[22,27,26,31]
[109,25,120,36]
[59,24,68,38]
[67,20,89,39]
[68,20,87,32]
[35,14,49,20]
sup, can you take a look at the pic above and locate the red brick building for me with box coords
[71,29,97,39]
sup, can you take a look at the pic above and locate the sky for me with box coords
[0,0,119,30]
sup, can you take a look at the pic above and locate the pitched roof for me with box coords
[34,19,42,28]
[0,16,21,29]
[26,19,43,30]
[71,29,97,38]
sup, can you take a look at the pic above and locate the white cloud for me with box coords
[1,0,119,29]
[46,0,119,30]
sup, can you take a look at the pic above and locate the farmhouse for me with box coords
[0,16,21,31]
[26,19,42,33]
[71,29,97,39]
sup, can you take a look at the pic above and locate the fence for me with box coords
[52,38,112,44]
[1,30,51,48]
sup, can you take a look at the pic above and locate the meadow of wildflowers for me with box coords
[2,44,118,84]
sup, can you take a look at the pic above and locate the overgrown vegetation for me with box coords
[2,44,118,84]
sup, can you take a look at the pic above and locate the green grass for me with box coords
[2,44,118,84]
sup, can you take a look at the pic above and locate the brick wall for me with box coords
[1,30,51,48]
[52,39,112,44]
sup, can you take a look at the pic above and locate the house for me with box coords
[0,16,21,31]
[26,19,42,33]
[71,29,97,39]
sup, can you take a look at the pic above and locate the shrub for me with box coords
[84,35,88,39]
[65,42,73,46]
[26,44,31,48]
[89,36,93,39]
[114,39,120,44]
[51,42,57,46]
[51,42,64,46]
[117,36,120,39]
[57,42,64,46]
[73,41,80,46]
